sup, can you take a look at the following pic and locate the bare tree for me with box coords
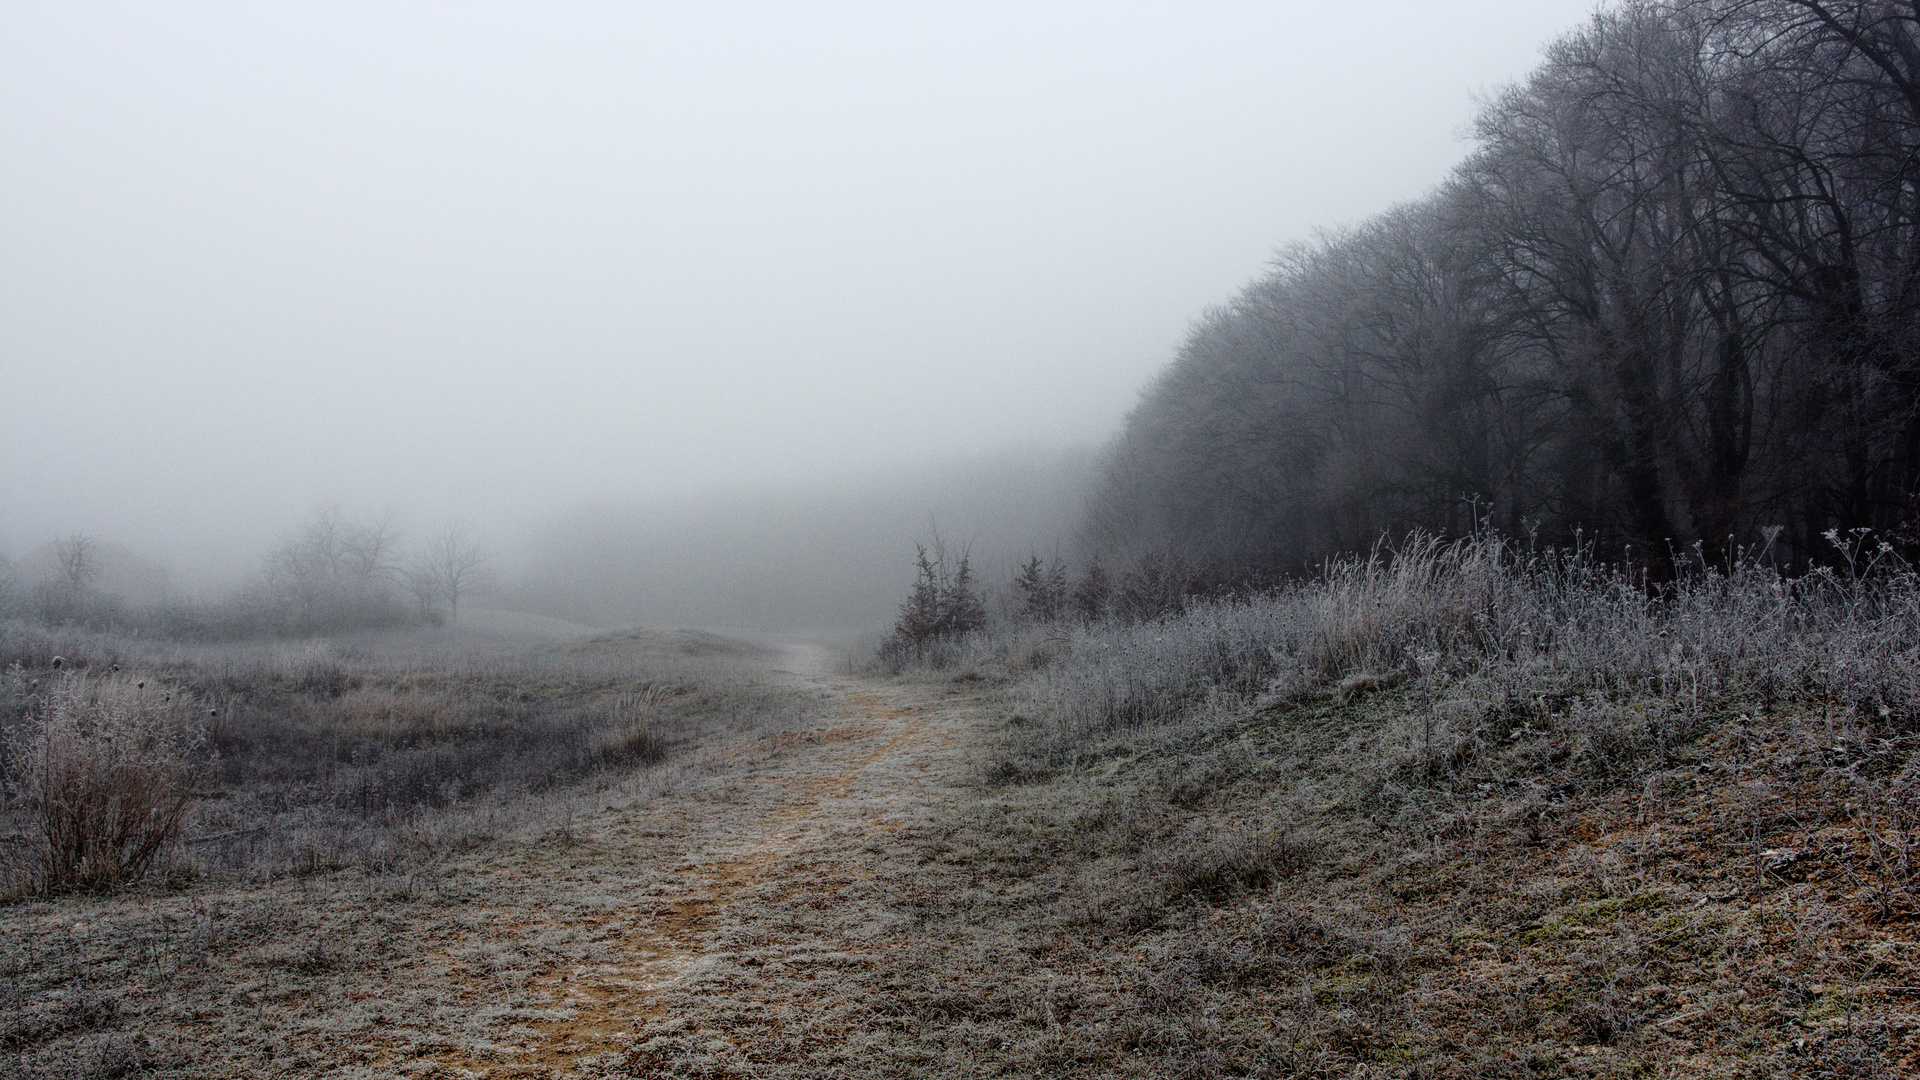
[344,509,403,591]
[50,534,99,597]
[412,521,494,625]
[32,533,104,623]
[265,507,408,633]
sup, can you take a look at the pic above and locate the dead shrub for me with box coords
[4,672,206,894]
[1160,823,1317,903]
[1853,767,1920,918]
[1566,694,1701,781]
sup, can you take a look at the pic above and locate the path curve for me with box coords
[418,643,979,1078]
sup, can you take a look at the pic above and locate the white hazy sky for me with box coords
[2,0,1598,584]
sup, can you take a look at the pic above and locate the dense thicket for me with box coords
[1088,0,1920,577]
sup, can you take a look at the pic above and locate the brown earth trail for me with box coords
[410,644,984,1079]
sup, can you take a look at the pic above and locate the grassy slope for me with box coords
[830,541,1920,1078]
[846,678,1916,1078]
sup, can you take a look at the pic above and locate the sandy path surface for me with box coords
[407,645,981,1078]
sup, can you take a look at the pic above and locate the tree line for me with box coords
[1085,0,1920,578]
[1,510,494,638]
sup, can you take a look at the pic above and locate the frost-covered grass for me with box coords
[1007,534,1920,766]
[847,534,1920,1076]
[0,623,822,892]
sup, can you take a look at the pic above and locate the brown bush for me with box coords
[5,672,206,893]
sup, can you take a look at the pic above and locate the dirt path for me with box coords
[0,644,1005,1080]
[410,646,984,1078]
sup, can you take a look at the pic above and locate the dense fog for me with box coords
[512,447,1098,630]
[1,0,1595,627]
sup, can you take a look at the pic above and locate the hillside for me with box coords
[857,533,1920,1076]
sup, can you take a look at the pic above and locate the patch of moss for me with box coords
[1312,972,1374,1005]
[1526,891,1671,941]
[1363,1041,1427,1063]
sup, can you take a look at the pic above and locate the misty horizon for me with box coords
[3,1,1600,615]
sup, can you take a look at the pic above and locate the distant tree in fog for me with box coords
[893,547,946,645]
[32,533,103,623]
[264,507,407,633]
[410,520,494,625]
[889,539,985,649]
[1071,559,1110,622]
[940,550,986,636]
[50,534,99,597]
[1112,551,1192,623]
[1014,554,1069,622]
